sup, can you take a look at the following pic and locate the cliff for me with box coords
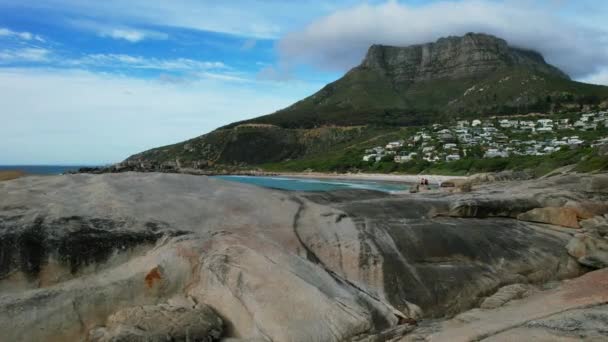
[361,33,569,81]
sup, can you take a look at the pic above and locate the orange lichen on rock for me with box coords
[145,267,162,288]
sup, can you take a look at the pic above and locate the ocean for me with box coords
[213,175,410,193]
[0,165,92,175]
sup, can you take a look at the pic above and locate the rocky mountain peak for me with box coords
[361,33,569,81]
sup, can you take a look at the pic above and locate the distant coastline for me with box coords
[0,165,97,175]
[267,171,463,184]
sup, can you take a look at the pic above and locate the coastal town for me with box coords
[363,111,608,164]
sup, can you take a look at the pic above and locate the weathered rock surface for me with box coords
[581,215,608,237]
[479,283,530,310]
[0,172,604,341]
[567,233,608,269]
[518,207,580,228]
[404,268,608,341]
[89,302,223,341]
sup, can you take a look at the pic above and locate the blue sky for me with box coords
[1,0,607,164]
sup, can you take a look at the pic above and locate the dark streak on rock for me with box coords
[0,215,188,279]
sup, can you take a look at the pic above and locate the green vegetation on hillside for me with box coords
[227,68,608,129]
[262,146,608,176]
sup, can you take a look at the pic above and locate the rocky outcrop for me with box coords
[89,302,223,341]
[567,234,608,269]
[0,172,604,341]
[362,33,569,82]
[405,268,608,341]
[479,284,531,310]
[517,207,581,228]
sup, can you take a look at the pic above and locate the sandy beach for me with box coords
[267,172,465,184]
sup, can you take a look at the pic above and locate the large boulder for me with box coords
[517,207,580,228]
[414,269,608,341]
[0,173,590,340]
[580,215,608,238]
[566,234,608,269]
[564,200,608,220]
[587,174,608,193]
[89,303,223,342]
[480,284,531,310]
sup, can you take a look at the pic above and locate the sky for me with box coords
[1,0,607,164]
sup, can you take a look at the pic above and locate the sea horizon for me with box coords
[0,164,107,175]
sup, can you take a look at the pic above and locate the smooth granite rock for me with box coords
[0,172,603,341]
[518,207,581,228]
[89,302,223,342]
[567,234,608,269]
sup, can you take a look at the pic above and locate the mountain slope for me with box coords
[124,33,608,170]
[225,33,606,129]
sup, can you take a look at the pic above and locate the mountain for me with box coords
[123,33,608,171]
[227,33,604,129]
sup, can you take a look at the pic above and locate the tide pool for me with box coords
[213,175,409,192]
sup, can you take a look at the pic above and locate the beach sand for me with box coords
[269,172,465,185]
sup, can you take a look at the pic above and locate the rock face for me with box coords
[406,268,608,341]
[89,302,223,341]
[517,207,581,228]
[0,172,603,341]
[362,33,569,82]
[567,234,608,269]
[479,283,530,310]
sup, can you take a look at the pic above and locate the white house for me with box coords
[484,149,509,158]
[446,154,461,161]
[395,152,418,163]
[457,120,470,128]
[472,119,482,127]
[499,119,518,128]
[386,140,404,149]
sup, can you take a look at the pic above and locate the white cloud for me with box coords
[0,68,324,164]
[278,0,608,80]
[69,20,168,42]
[68,53,226,72]
[581,68,608,86]
[0,27,44,42]
[3,0,342,39]
[0,48,51,63]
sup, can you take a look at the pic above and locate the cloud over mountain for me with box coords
[278,0,608,83]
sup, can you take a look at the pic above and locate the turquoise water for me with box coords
[213,175,409,192]
[0,165,93,175]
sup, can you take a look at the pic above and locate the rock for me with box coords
[440,179,472,192]
[566,234,608,269]
[0,170,25,181]
[0,173,590,340]
[580,215,608,237]
[468,171,533,185]
[565,200,608,220]
[409,183,420,193]
[587,174,608,193]
[89,303,223,342]
[448,197,539,218]
[418,269,608,341]
[480,284,530,309]
[517,207,580,228]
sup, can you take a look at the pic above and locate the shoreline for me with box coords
[243,171,465,184]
